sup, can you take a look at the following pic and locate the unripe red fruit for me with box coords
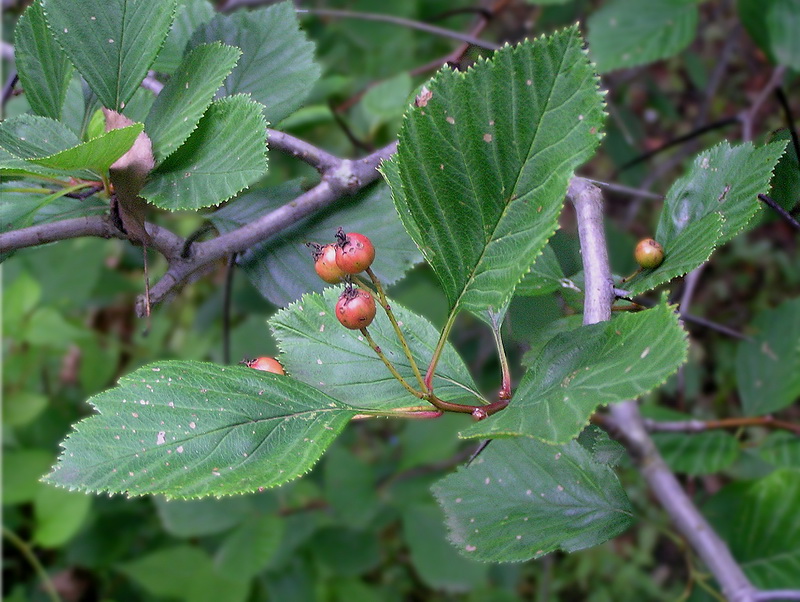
[245,357,285,375]
[335,230,375,274]
[634,238,664,269]
[313,244,346,284]
[336,288,376,330]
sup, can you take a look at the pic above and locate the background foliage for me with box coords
[3,0,800,600]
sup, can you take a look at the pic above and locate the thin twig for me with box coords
[3,526,62,602]
[567,177,758,602]
[296,8,500,51]
[740,66,786,142]
[758,194,800,231]
[643,416,800,436]
[2,70,18,108]
[754,591,800,601]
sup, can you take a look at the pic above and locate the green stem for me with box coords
[3,526,62,602]
[359,327,425,399]
[491,325,512,400]
[364,268,427,390]
[424,310,458,392]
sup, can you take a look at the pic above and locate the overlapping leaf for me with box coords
[705,469,800,588]
[270,288,480,410]
[45,361,357,498]
[461,302,687,443]
[384,26,604,315]
[151,0,215,74]
[145,43,241,164]
[14,0,73,120]
[736,297,800,416]
[433,438,634,562]
[624,141,786,295]
[587,0,698,73]
[140,95,268,210]
[516,245,566,296]
[740,0,800,71]
[189,1,320,124]
[28,124,143,175]
[210,181,421,306]
[42,0,176,112]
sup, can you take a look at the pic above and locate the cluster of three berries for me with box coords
[313,230,377,330]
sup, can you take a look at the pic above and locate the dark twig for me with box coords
[295,8,500,51]
[2,70,18,108]
[63,184,104,200]
[758,194,800,231]
[616,116,740,174]
[643,415,800,436]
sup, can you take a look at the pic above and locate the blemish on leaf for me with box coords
[640,347,651,359]
[176,446,184,453]
[483,133,493,143]
[465,545,477,552]
[156,432,166,445]
[446,116,455,125]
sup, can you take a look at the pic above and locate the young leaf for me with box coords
[45,361,357,498]
[736,297,800,416]
[516,244,566,296]
[270,288,481,410]
[27,124,143,176]
[42,0,177,112]
[151,0,215,74]
[461,301,688,443]
[625,140,786,295]
[209,181,421,306]
[385,27,604,316]
[140,95,268,210]
[587,0,698,73]
[432,438,634,562]
[14,0,74,120]
[145,43,242,164]
[189,1,321,124]
[705,468,800,588]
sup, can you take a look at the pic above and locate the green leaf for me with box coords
[757,432,800,469]
[2,449,53,505]
[739,0,800,70]
[153,496,251,537]
[310,527,381,576]
[385,27,604,315]
[33,486,92,547]
[209,181,421,306]
[270,288,480,410]
[656,141,786,245]
[432,438,634,562]
[705,469,800,588]
[151,0,215,74]
[516,244,566,296]
[117,545,250,602]
[768,130,800,211]
[42,0,177,111]
[0,114,80,158]
[643,408,740,475]
[45,360,357,498]
[462,302,687,443]
[587,0,698,73]
[140,95,268,210]
[623,212,722,296]
[625,141,786,295]
[3,391,49,427]
[324,446,380,529]
[736,297,800,416]
[402,504,488,591]
[14,0,74,120]
[145,43,242,164]
[214,514,285,581]
[27,124,143,176]
[189,1,321,124]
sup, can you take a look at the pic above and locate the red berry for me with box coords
[634,238,665,269]
[244,356,285,375]
[335,288,376,330]
[335,229,375,274]
[313,244,345,284]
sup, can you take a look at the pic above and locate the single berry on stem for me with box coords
[634,238,665,269]
[336,287,376,330]
[309,243,346,284]
[243,356,285,375]
[335,228,375,274]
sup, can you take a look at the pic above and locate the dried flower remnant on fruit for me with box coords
[243,357,285,375]
[309,242,346,284]
[336,287,376,330]
[335,228,375,274]
[634,238,664,269]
